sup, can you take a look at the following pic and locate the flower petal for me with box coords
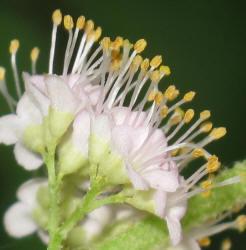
[154,189,167,218]
[0,114,22,145]
[72,110,91,156]
[91,114,111,141]
[17,93,43,125]
[4,202,37,238]
[45,75,79,113]
[17,178,47,207]
[166,200,187,245]
[37,230,49,245]
[23,73,50,116]
[14,142,43,170]
[142,168,179,192]
[126,164,149,190]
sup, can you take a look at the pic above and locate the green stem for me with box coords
[45,143,61,250]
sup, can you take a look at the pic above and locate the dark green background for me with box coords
[0,0,246,249]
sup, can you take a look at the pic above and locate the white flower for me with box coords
[4,178,49,244]
[0,9,233,246]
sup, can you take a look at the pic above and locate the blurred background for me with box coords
[0,0,245,249]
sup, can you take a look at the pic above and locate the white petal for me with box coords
[154,189,167,218]
[72,110,91,156]
[89,206,113,227]
[0,115,22,145]
[23,73,50,116]
[23,72,48,95]
[17,178,47,207]
[45,75,79,113]
[4,202,37,238]
[82,218,102,240]
[126,165,149,190]
[91,114,111,141]
[17,93,43,125]
[142,168,179,192]
[165,215,182,246]
[14,142,43,170]
[37,230,49,245]
[165,200,188,245]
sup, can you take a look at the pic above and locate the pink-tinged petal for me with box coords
[45,75,79,113]
[4,202,37,238]
[23,73,48,95]
[91,114,111,141]
[87,87,101,106]
[166,200,188,245]
[72,110,91,156]
[111,126,133,156]
[0,115,22,145]
[37,230,49,245]
[142,168,179,192]
[17,93,43,125]
[165,215,182,246]
[17,178,47,207]
[126,164,149,190]
[23,73,50,116]
[111,107,129,125]
[14,142,43,170]
[154,190,167,218]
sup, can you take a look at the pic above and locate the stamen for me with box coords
[9,39,21,98]
[49,9,62,74]
[221,238,231,250]
[150,55,162,68]
[198,237,211,247]
[0,67,16,112]
[63,15,74,75]
[134,39,147,53]
[159,65,171,77]
[30,47,40,75]
[236,215,246,232]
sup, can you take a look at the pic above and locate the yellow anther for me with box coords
[161,105,168,118]
[100,37,111,51]
[209,127,227,140]
[134,39,147,53]
[200,110,211,120]
[179,147,188,155]
[150,70,161,83]
[159,65,171,76]
[131,55,143,70]
[170,114,183,125]
[192,149,204,158]
[87,30,96,42]
[221,238,231,250]
[154,91,164,105]
[112,36,123,50]
[201,179,213,189]
[236,215,246,232]
[0,67,6,80]
[200,122,213,133]
[150,55,162,68]
[171,149,179,157]
[76,16,85,29]
[148,89,155,102]
[198,238,211,247]
[94,27,102,41]
[184,109,194,123]
[9,39,20,54]
[110,60,120,71]
[123,39,133,49]
[85,20,94,33]
[183,91,196,102]
[30,47,40,62]
[164,85,179,101]
[64,15,74,30]
[141,58,149,72]
[52,9,62,25]
[206,155,221,173]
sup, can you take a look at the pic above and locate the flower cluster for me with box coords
[1,9,244,249]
